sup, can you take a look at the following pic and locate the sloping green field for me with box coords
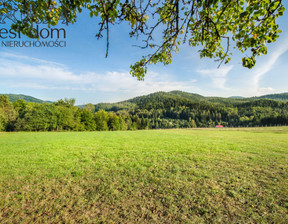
[0,128,288,223]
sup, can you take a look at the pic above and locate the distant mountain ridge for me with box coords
[1,91,288,106]
[254,92,288,101]
[168,90,288,103]
[229,96,245,99]
[0,94,52,104]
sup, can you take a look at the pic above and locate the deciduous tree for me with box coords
[1,0,285,79]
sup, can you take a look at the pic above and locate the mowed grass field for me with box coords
[0,128,288,223]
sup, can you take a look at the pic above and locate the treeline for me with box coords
[1,93,288,132]
[0,95,153,132]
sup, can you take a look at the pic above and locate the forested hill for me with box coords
[0,94,52,104]
[91,91,288,129]
[94,91,288,111]
[167,91,288,104]
[254,93,288,101]
[1,91,288,132]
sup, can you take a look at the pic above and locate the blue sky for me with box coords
[0,3,288,105]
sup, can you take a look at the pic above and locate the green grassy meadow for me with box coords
[0,128,288,223]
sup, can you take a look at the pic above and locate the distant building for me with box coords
[215,125,224,128]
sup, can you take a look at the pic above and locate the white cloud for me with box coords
[197,65,233,89]
[0,52,64,66]
[0,58,80,82]
[258,87,276,95]
[252,39,288,93]
[0,53,199,102]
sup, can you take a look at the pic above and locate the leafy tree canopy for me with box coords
[1,0,285,80]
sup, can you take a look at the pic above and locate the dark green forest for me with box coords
[0,91,288,132]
